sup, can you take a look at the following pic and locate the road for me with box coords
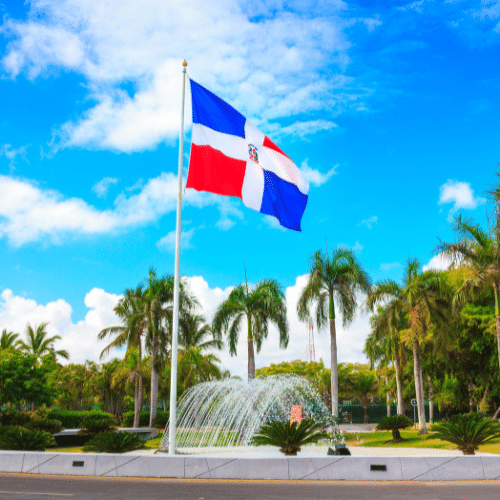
[1,474,500,500]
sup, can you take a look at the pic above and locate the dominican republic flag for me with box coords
[186,80,309,231]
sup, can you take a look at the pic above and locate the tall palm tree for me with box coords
[213,278,288,381]
[348,368,379,424]
[142,268,198,427]
[18,323,69,363]
[297,247,371,418]
[98,286,146,428]
[367,258,449,434]
[437,212,500,373]
[0,329,20,350]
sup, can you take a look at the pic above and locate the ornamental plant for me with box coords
[77,413,116,438]
[376,415,414,443]
[251,418,328,456]
[26,418,63,435]
[0,426,56,451]
[83,431,143,453]
[432,412,500,455]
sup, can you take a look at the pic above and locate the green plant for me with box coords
[0,427,56,450]
[376,415,414,443]
[48,410,114,428]
[0,409,31,427]
[83,431,143,453]
[432,412,500,455]
[122,410,169,427]
[251,418,328,456]
[26,418,63,434]
[77,413,116,437]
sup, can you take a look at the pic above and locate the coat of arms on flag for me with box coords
[186,79,309,231]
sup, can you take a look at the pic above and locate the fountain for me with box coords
[159,374,335,455]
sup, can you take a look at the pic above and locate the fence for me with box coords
[337,404,440,424]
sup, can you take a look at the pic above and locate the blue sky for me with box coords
[0,0,497,377]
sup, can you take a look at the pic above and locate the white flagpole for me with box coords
[168,59,188,455]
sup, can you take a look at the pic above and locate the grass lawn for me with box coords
[341,428,500,454]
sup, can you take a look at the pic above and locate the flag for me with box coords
[186,79,309,231]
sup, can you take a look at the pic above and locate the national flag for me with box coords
[186,80,309,231]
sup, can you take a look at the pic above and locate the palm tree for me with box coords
[297,247,371,418]
[98,286,146,428]
[142,268,198,427]
[212,277,288,381]
[367,258,449,434]
[17,323,69,363]
[348,368,379,423]
[0,329,20,350]
[437,212,500,374]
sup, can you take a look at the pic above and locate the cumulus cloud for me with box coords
[0,288,122,364]
[422,253,455,272]
[0,143,29,169]
[299,159,337,187]
[92,177,119,198]
[439,179,486,214]
[1,0,376,152]
[0,173,245,246]
[359,215,378,229]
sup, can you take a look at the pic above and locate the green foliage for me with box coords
[376,415,414,442]
[83,431,143,453]
[251,418,328,456]
[26,418,63,434]
[47,410,114,428]
[0,409,31,427]
[432,412,500,455]
[0,426,56,450]
[78,413,116,437]
[122,410,169,427]
[0,350,57,407]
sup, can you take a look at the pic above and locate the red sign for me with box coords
[290,405,303,424]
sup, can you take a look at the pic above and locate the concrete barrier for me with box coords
[1,452,500,480]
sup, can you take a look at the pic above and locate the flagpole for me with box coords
[168,59,187,455]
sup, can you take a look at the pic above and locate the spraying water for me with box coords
[159,374,331,453]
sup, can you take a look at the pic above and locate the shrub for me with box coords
[251,418,328,456]
[376,415,414,443]
[432,412,500,455]
[0,427,56,451]
[48,410,114,429]
[0,409,31,427]
[26,418,63,434]
[83,431,143,453]
[77,414,116,437]
[122,410,169,428]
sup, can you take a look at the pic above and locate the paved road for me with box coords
[1,474,500,500]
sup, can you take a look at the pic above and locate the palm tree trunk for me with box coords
[494,284,500,371]
[385,376,391,417]
[149,333,159,427]
[428,375,434,424]
[247,315,255,381]
[394,354,404,415]
[133,343,143,429]
[412,338,427,434]
[329,294,338,419]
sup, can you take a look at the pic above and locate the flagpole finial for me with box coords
[182,60,188,67]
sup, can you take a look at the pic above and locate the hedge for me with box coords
[47,410,114,429]
[122,410,169,428]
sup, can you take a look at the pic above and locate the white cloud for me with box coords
[1,0,376,152]
[422,253,455,272]
[438,179,486,214]
[299,159,337,187]
[359,215,378,229]
[214,198,244,231]
[156,227,196,252]
[0,173,245,246]
[92,177,119,198]
[380,262,401,272]
[0,143,29,169]
[0,288,122,364]
[352,241,363,254]
[270,119,338,140]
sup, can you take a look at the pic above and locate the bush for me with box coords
[48,410,114,429]
[376,415,414,443]
[122,410,169,428]
[83,431,143,453]
[0,427,56,451]
[432,412,500,455]
[252,418,328,456]
[26,418,63,434]
[0,409,31,427]
[77,414,116,437]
